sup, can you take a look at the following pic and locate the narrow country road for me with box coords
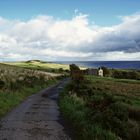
[0,79,71,140]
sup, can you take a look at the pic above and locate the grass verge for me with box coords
[59,85,118,140]
[59,77,140,140]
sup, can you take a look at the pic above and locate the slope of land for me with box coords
[3,60,69,72]
[3,60,86,73]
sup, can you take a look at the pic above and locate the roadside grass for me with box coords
[59,75,140,140]
[0,79,57,118]
[0,62,63,119]
[59,88,117,140]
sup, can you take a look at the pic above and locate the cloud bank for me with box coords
[0,13,140,61]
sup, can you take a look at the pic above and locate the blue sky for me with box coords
[0,0,140,61]
[0,0,140,26]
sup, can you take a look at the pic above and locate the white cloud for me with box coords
[0,13,140,61]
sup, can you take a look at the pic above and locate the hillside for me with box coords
[3,60,69,72]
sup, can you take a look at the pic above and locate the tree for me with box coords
[101,66,110,77]
[69,64,84,90]
[58,68,64,73]
[69,64,80,72]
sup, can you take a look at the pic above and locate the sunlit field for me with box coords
[4,60,69,71]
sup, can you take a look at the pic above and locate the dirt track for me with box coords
[0,80,71,140]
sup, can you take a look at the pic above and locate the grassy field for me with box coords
[59,75,140,140]
[0,63,60,118]
[3,60,86,73]
[4,60,69,72]
[1,61,140,139]
[86,76,140,107]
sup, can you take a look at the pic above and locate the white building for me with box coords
[88,67,103,77]
[98,68,103,77]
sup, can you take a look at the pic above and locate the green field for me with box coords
[3,60,69,72]
[86,75,140,108]
[3,60,87,73]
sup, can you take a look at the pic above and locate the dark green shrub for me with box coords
[112,70,123,79]
[88,94,129,139]
[112,70,140,80]
[128,107,140,121]
[87,93,115,111]
[58,68,64,73]
[101,66,110,77]
[0,80,5,89]
[128,120,140,140]
[24,76,41,87]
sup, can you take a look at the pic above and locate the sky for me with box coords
[0,0,140,61]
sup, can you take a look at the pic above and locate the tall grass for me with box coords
[59,88,118,140]
[0,63,60,118]
[59,75,140,140]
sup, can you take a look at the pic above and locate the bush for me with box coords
[112,70,140,80]
[67,80,94,98]
[69,64,85,94]
[128,107,140,121]
[88,94,129,139]
[101,66,110,77]
[0,80,5,89]
[58,68,64,73]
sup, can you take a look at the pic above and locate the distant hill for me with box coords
[25,60,47,63]
[2,60,69,73]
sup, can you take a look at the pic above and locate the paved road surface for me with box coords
[0,79,71,140]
